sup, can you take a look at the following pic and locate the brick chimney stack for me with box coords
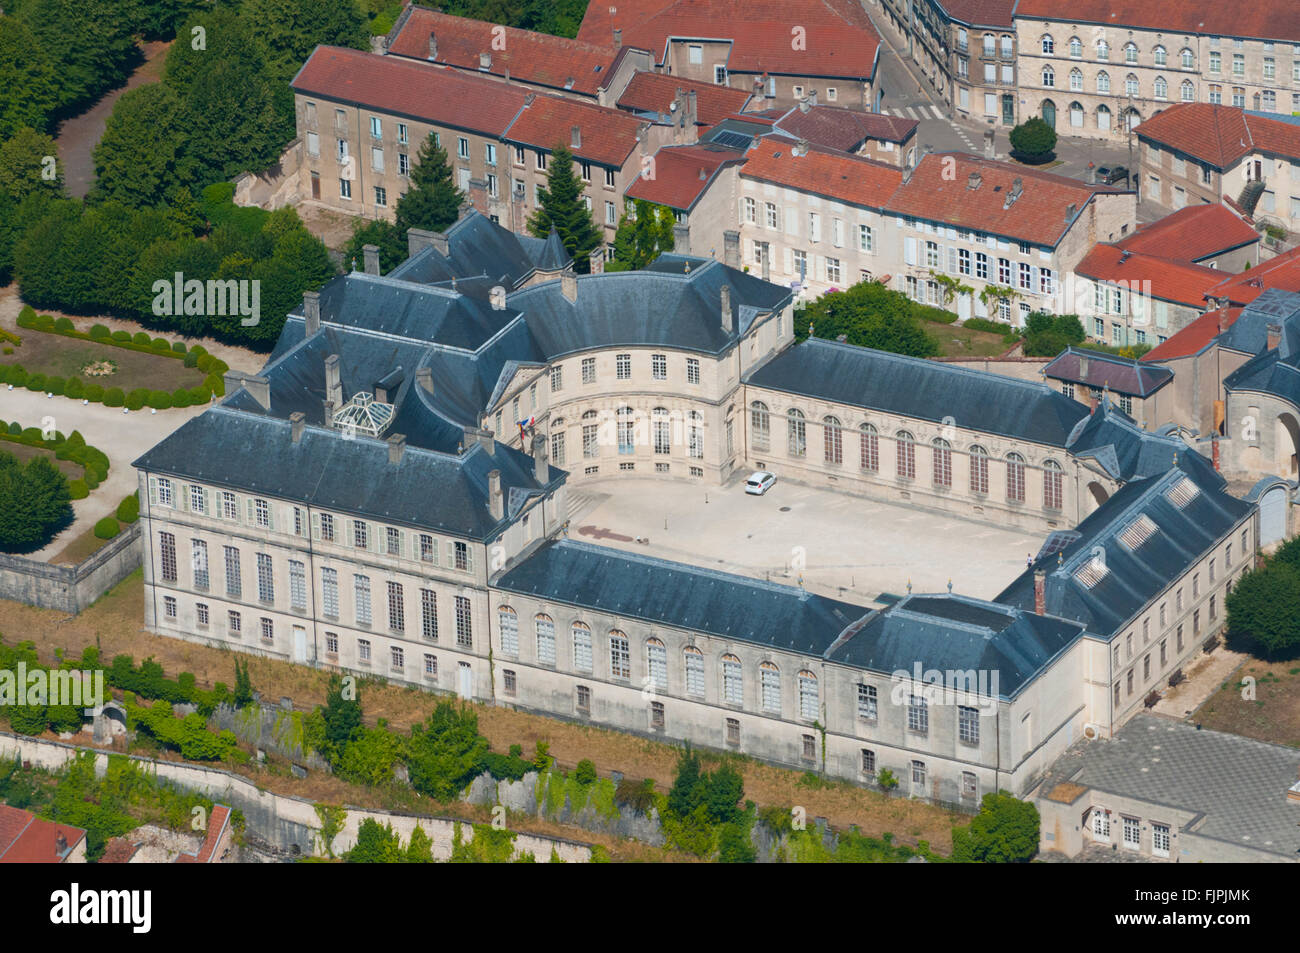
[1033,569,1046,615]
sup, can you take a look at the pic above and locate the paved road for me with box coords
[0,387,206,562]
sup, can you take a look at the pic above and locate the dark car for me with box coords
[1096,165,1130,185]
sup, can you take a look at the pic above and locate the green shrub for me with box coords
[151,338,171,353]
[6,422,19,435]
[132,332,151,346]
[182,349,200,368]
[103,388,125,407]
[34,313,54,330]
[116,494,139,523]
[125,389,148,411]
[54,317,75,332]
[913,305,959,324]
[6,368,24,388]
[46,377,65,396]
[2,348,11,355]
[573,759,598,786]
[82,468,100,490]
[26,373,46,392]
[89,324,111,340]
[962,317,1015,335]
[171,388,192,408]
[171,341,187,354]
[188,387,209,404]
[68,479,89,500]
[202,373,225,397]
[147,391,172,409]
[84,384,104,403]
[63,378,84,399]
[211,359,230,376]
[111,330,131,343]
[195,354,213,373]
[93,517,121,540]
[16,306,36,327]
[0,366,8,384]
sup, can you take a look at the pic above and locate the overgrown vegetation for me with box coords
[795,282,945,358]
[1225,536,1300,659]
[950,791,1040,863]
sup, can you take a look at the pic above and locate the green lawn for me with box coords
[1,332,205,392]
[923,319,1016,358]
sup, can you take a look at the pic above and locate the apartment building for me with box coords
[1040,347,1175,427]
[623,143,747,259]
[1014,0,1300,140]
[769,102,919,168]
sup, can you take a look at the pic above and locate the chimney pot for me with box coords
[561,271,578,303]
[387,433,406,465]
[479,52,491,70]
[362,244,380,275]
[290,411,305,443]
[466,426,495,455]
[968,171,982,190]
[303,290,321,336]
[614,27,622,46]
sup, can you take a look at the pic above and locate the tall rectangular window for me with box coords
[421,589,438,641]
[455,595,473,647]
[159,532,177,582]
[289,559,306,610]
[354,574,372,626]
[256,553,274,603]
[322,567,339,618]
[609,633,631,680]
[224,546,241,597]
[387,581,405,632]
[190,539,208,590]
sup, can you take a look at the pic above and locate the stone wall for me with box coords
[0,522,140,613]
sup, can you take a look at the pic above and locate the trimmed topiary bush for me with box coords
[188,387,209,404]
[46,377,64,396]
[53,317,74,332]
[64,378,84,399]
[0,366,8,384]
[195,354,213,373]
[111,330,131,343]
[125,389,148,411]
[89,324,111,340]
[93,517,121,540]
[132,332,151,346]
[182,349,200,368]
[6,368,25,387]
[103,387,125,407]
[84,383,104,403]
[68,479,89,500]
[171,388,192,408]
[171,341,187,354]
[116,493,139,523]
[82,468,100,489]
[16,306,36,327]
[151,338,171,353]
[33,313,54,330]
[147,391,172,409]
[202,373,225,397]
[26,373,46,392]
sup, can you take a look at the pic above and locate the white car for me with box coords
[745,471,777,495]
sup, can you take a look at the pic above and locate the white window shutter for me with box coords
[148,477,158,505]
[267,505,275,532]
[904,236,917,266]
[783,247,793,274]
[246,499,255,524]
[178,485,189,511]
[312,514,321,541]
[947,246,958,273]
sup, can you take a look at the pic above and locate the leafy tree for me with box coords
[609,199,675,271]
[0,18,59,137]
[0,126,62,203]
[798,282,941,358]
[1008,117,1057,163]
[394,136,463,237]
[717,818,756,863]
[404,702,490,801]
[0,451,74,553]
[667,747,704,819]
[951,791,1039,862]
[337,727,403,786]
[233,658,254,708]
[343,218,407,275]
[406,823,435,863]
[316,674,364,765]
[1225,562,1300,659]
[129,0,209,41]
[345,819,404,863]
[527,143,601,272]
[240,0,370,87]
[92,84,192,207]
[1020,312,1086,357]
[704,761,744,826]
[17,0,140,115]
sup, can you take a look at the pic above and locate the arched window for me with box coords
[798,671,819,721]
[1069,36,1082,58]
[787,408,806,457]
[1097,103,1112,130]
[1070,67,1083,91]
[535,613,556,665]
[1125,74,1139,97]
[896,431,916,479]
[1097,39,1109,61]
[1124,42,1138,64]
[1044,459,1064,511]
[1180,48,1194,69]
[859,422,879,472]
[1000,35,1012,58]
[1041,64,1055,87]
[1070,101,1085,128]
[652,406,671,455]
[572,622,593,672]
[646,637,667,691]
[721,654,743,705]
[1152,45,1166,66]
[498,606,518,656]
[616,405,635,455]
[969,445,989,495]
[1041,34,1054,55]
[932,438,952,488]
[683,645,704,696]
[1180,79,1195,102]
[1154,76,1168,100]
[609,630,631,680]
[823,415,842,464]
[687,411,704,459]
[759,660,781,712]
[1122,107,1140,132]
[1006,452,1026,503]
[582,409,599,459]
[1097,71,1111,94]
[750,401,770,451]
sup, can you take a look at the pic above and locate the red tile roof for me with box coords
[1142,305,1242,362]
[0,805,86,863]
[579,0,880,78]
[617,71,752,126]
[1075,246,1225,308]
[773,105,918,151]
[936,0,1015,28]
[884,153,1113,247]
[504,95,647,167]
[292,46,529,136]
[1013,0,1300,41]
[1206,245,1300,305]
[740,137,903,208]
[99,837,140,864]
[388,7,621,97]
[626,144,743,210]
[1134,103,1300,169]
[1116,203,1259,262]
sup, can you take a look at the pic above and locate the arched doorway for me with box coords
[1087,481,1110,507]
[1097,105,1112,131]
[1259,484,1288,546]
[1042,99,1057,129]
[1069,102,1084,129]
[1121,107,1141,132]
[1276,413,1300,478]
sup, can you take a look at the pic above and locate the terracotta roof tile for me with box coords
[884,153,1113,247]
[99,837,140,864]
[504,95,646,167]
[1014,0,1300,42]
[579,0,880,78]
[388,8,621,97]
[936,0,1015,27]
[617,71,752,125]
[292,46,529,136]
[1116,203,1259,262]
[1075,246,1225,308]
[626,144,743,210]
[740,137,903,208]
[1207,245,1300,305]
[773,104,917,151]
[1134,103,1300,169]
[1142,306,1242,362]
[0,805,86,863]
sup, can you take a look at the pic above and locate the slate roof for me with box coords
[1213,287,1300,355]
[1063,400,1213,483]
[772,104,918,151]
[740,138,903,209]
[1014,0,1300,46]
[745,338,1090,447]
[1044,713,1300,860]
[995,463,1252,639]
[826,593,1085,697]
[1115,203,1259,263]
[1043,347,1173,398]
[624,144,744,211]
[1074,246,1224,309]
[387,7,622,97]
[387,210,572,288]
[616,71,752,126]
[494,538,870,655]
[1134,102,1300,169]
[884,153,1118,248]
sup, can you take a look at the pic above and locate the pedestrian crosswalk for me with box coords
[883,104,945,121]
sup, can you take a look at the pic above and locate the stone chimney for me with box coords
[1033,569,1045,615]
[488,469,503,521]
[325,353,342,408]
[561,270,578,303]
[686,90,698,129]
[479,52,491,70]
[1065,202,1078,222]
[290,411,305,443]
[428,32,437,60]
[241,375,270,410]
[465,426,495,454]
[720,285,733,334]
[407,228,435,258]
[430,231,450,257]
[362,244,380,275]
[723,230,740,268]
[799,97,811,114]
[532,431,550,484]
[589,246,605,275]
[792,139,809,157]
[56,833,68,855]
[415,366,434,395]
[387,433,406,465]
[1004,177,1023,209]
[983,128,996,159]
[673,223,690,254]
[303,290,320,336]
[1267,323,1282,350]
[571,125,582,150]
[458,200,474,221]
[967,171,982,190]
